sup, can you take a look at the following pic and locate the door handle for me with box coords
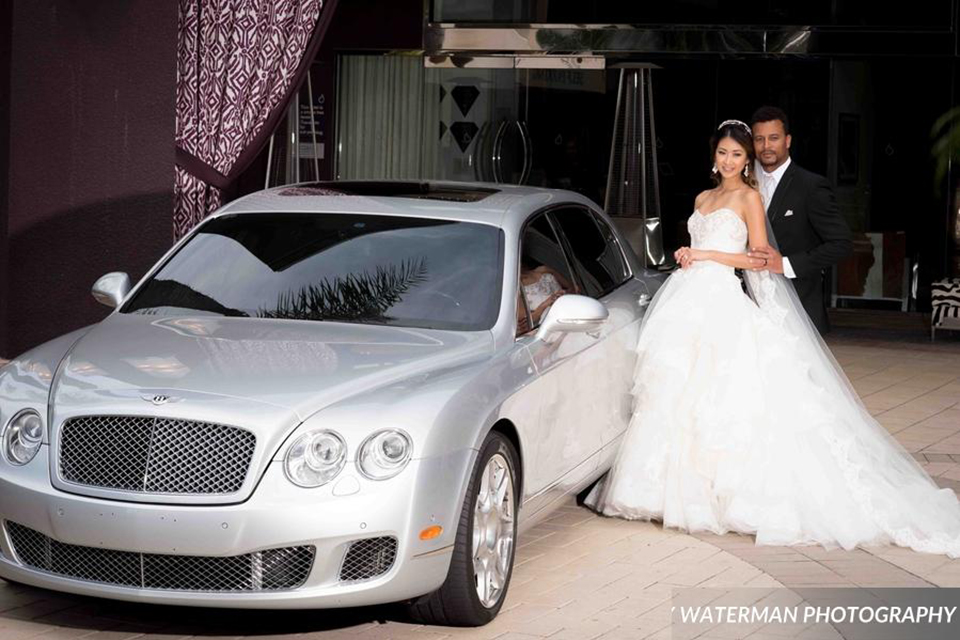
[492,120,531,184]
[518,120,532,185]
[492,120,508,183]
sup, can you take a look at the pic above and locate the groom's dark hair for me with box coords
[750,106,790,135]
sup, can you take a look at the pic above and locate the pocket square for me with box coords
[784,209,794,217]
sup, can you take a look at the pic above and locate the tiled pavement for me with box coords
[1,322,960,639]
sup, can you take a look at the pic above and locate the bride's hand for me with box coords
[675,247,705,269]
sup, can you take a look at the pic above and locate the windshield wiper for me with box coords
[124,279,249,317]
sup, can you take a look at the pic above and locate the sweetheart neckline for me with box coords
[694,207,739,218]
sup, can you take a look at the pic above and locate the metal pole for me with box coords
[286,100,299,185]
[265,133,275,189]
[639,70,647,223]
[604,69,625,214]
[647,68,661,219]
[307,71,321,181]
[293,97,300,184]
[617,72,632,214]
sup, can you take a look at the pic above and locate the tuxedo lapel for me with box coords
[767,162,797,223]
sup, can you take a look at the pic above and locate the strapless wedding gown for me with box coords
[523,272,561,308]
[586,208,960,556]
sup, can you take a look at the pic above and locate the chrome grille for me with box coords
[339,536,398,582]
[6,522,314,592]
[58,415,256,494]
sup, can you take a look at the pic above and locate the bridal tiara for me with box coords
[718,119,752,134]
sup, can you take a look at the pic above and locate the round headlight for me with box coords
[284,430,346,487]
[358,429,412,480]
[3,410,44,466]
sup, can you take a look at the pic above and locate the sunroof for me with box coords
[277,181,498,203]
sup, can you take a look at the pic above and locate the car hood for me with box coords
[54,313,493,423]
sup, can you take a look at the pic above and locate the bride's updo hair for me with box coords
[710,120,758,189]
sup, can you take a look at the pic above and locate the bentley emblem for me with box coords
[141,394,180,406]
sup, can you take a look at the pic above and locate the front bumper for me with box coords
[0,447,474,608]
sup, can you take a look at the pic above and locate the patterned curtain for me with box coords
[174,0,334,239]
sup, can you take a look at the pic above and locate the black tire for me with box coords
[407,432,520,627]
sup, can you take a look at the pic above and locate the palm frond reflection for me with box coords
[258,258,429,323]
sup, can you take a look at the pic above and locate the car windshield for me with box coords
[122,213,503,331]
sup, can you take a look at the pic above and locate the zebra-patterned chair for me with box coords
[932,277,960,340]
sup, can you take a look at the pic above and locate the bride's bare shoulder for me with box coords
[731,188,763,211]
[694,189,715,209]
[738,188,765,216]
[730,187,761,203]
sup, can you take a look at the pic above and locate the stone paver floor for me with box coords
[1,330,959,639]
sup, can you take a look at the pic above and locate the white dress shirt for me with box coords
[755,156,797,279]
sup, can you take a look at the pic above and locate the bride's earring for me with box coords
[743,165,749,178]
[711,163,718,175]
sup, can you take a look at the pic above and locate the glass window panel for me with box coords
[520,214,577,327]
[550,207,627,298]
[433,0,953,27]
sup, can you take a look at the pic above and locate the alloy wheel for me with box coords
[472,452,515,608]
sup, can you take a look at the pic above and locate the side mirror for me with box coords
[91,272,131,308]
[535,294,609,342]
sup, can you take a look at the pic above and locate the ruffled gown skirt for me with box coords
[586,261,960,556]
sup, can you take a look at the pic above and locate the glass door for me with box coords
[335,54,614,206]
[421,65,524,185]
[422,58,613,206]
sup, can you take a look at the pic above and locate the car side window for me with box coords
[550,207,630,299]
[591,212,632,282]
[519,214,578,331]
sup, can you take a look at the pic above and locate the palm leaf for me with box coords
[258,258,429,322]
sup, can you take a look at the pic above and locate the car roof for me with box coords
[216,180,603,233]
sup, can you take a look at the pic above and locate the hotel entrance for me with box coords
[275,0,958,319]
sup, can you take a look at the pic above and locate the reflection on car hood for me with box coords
[55,314,493,421]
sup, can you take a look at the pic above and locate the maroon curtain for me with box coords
[174,0,336,239]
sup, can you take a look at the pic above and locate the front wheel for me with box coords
[407,432,519,626]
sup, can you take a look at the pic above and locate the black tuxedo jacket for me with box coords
[766,161,852,334]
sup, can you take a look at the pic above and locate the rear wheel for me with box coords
[407,432,519,626]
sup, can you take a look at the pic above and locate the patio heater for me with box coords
[604,64,666,267]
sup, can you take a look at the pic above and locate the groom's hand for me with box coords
[748,246,784,273]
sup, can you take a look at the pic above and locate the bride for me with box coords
[586,119,960,557]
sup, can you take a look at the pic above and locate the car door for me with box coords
[514,211,603,517]
[548,206,648,469]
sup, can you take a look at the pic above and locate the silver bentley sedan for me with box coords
[0,181,659,626]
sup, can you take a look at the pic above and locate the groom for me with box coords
[747,106,852,334]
